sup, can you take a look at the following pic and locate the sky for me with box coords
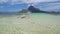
[0,0,60,12]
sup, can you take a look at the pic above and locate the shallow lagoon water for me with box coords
[0,13,60,34]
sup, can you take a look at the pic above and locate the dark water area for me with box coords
[0,12,60,16]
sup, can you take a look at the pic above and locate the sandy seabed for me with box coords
[0,13,60,34]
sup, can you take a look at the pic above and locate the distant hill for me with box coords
[19,5,60,15]
[28,6,49,13]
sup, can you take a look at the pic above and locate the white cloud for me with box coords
[0,0,8,3]
[0,0,59,4]
[22,0,58,3]
[11,0,60,5]
[11,0,24,5]
[41,3,60,12]
[46,5,60,12]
